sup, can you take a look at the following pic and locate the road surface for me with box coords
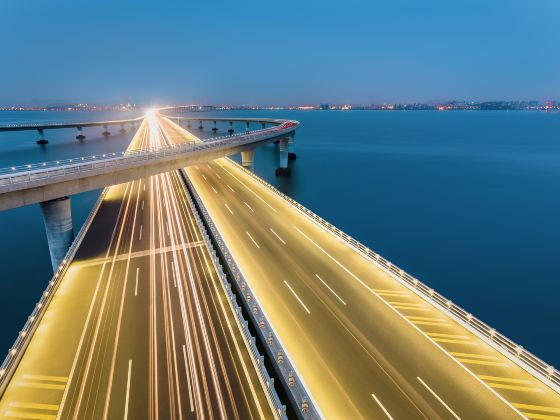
[0,117,274,419]
[159,115,560,420]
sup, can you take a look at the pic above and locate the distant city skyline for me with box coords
[1,0,559,104]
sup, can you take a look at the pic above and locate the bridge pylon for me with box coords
[241,149,255,172]
[275,138,291,176]
[40,196,74,272]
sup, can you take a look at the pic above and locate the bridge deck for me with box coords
[0,122,275,418]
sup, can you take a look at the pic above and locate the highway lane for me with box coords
[159,116,560,420]
[0,117,275,419]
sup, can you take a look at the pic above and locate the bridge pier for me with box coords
[275,138,291,176]
[212,121,218,133]
[40,197,74,272]
[37,129,48,145]
[288,134,297,160]
[241,149,255,172]
[198,120,203,130]
[119,124,126,134]
[245,121,250,132]
[76,126,85,141]
[102,125,110,137]
[261,122,266,129]
[228,121,234,134]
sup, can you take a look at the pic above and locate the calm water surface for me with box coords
[0,109,558,366]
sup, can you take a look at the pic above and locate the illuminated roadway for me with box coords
[0,118,274,419]
[158,115,560,420]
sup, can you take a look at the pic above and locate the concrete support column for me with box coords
[288,134,297,160]
[276,138,291,176]
[102,124,110,137]
[198,120,204,130]
[119,124,126,134]
[245,121,250,131]
[212,121,218,133]
[228,121,234,134]
[76,126,85,141]
[241,149,255,172]
[37,129,48,145]
[40,197,74,272]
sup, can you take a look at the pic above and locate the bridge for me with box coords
[0,116,144,143]
[0,112,297,270]
[0,109,559,419]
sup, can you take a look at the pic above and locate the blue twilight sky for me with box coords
[1,0,559,105]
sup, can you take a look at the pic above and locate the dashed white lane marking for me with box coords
[139,225,143,241]
[245,231,260,249]
[269,228,286,245]
[315,274,347,306]
[417,377,461,419]
[226,184,235,192]
[224,203,234,215]
[124,360,132,420]
[284,280,311,314]
[134,267,139,296]
[244,202,254,212]
[371,393,394,419]
[211,186,218,194]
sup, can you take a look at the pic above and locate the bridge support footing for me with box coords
[241,149,255,172]
[275,167,292,176]
[40,196,74,272]
[76,127,85,141]
[37,129,48,145]
[288,152,297,161]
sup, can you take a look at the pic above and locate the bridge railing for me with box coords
[182,175,288,420]
[184,173,321,419]
[0,121,299,187]
[228,158,560,394]
[0,187,107,396]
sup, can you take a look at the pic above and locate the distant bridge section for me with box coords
[0,116,144,143]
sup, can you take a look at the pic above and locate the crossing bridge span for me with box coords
[0,117,298,211]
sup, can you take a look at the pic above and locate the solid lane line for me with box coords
[417,377,461,420]
[245,231,260,249]
[134,267,139,296]
[269,228,286,245]
[283,281,311,314]
[224,203,234,215]
[124,360,132,420]
[371,393,394,420]
[314,274,347,305]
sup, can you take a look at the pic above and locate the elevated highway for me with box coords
[158,116,560,419]
[0,116,298,211]
[0,115,279,419]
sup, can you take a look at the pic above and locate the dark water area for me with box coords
[0,109,559,367]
